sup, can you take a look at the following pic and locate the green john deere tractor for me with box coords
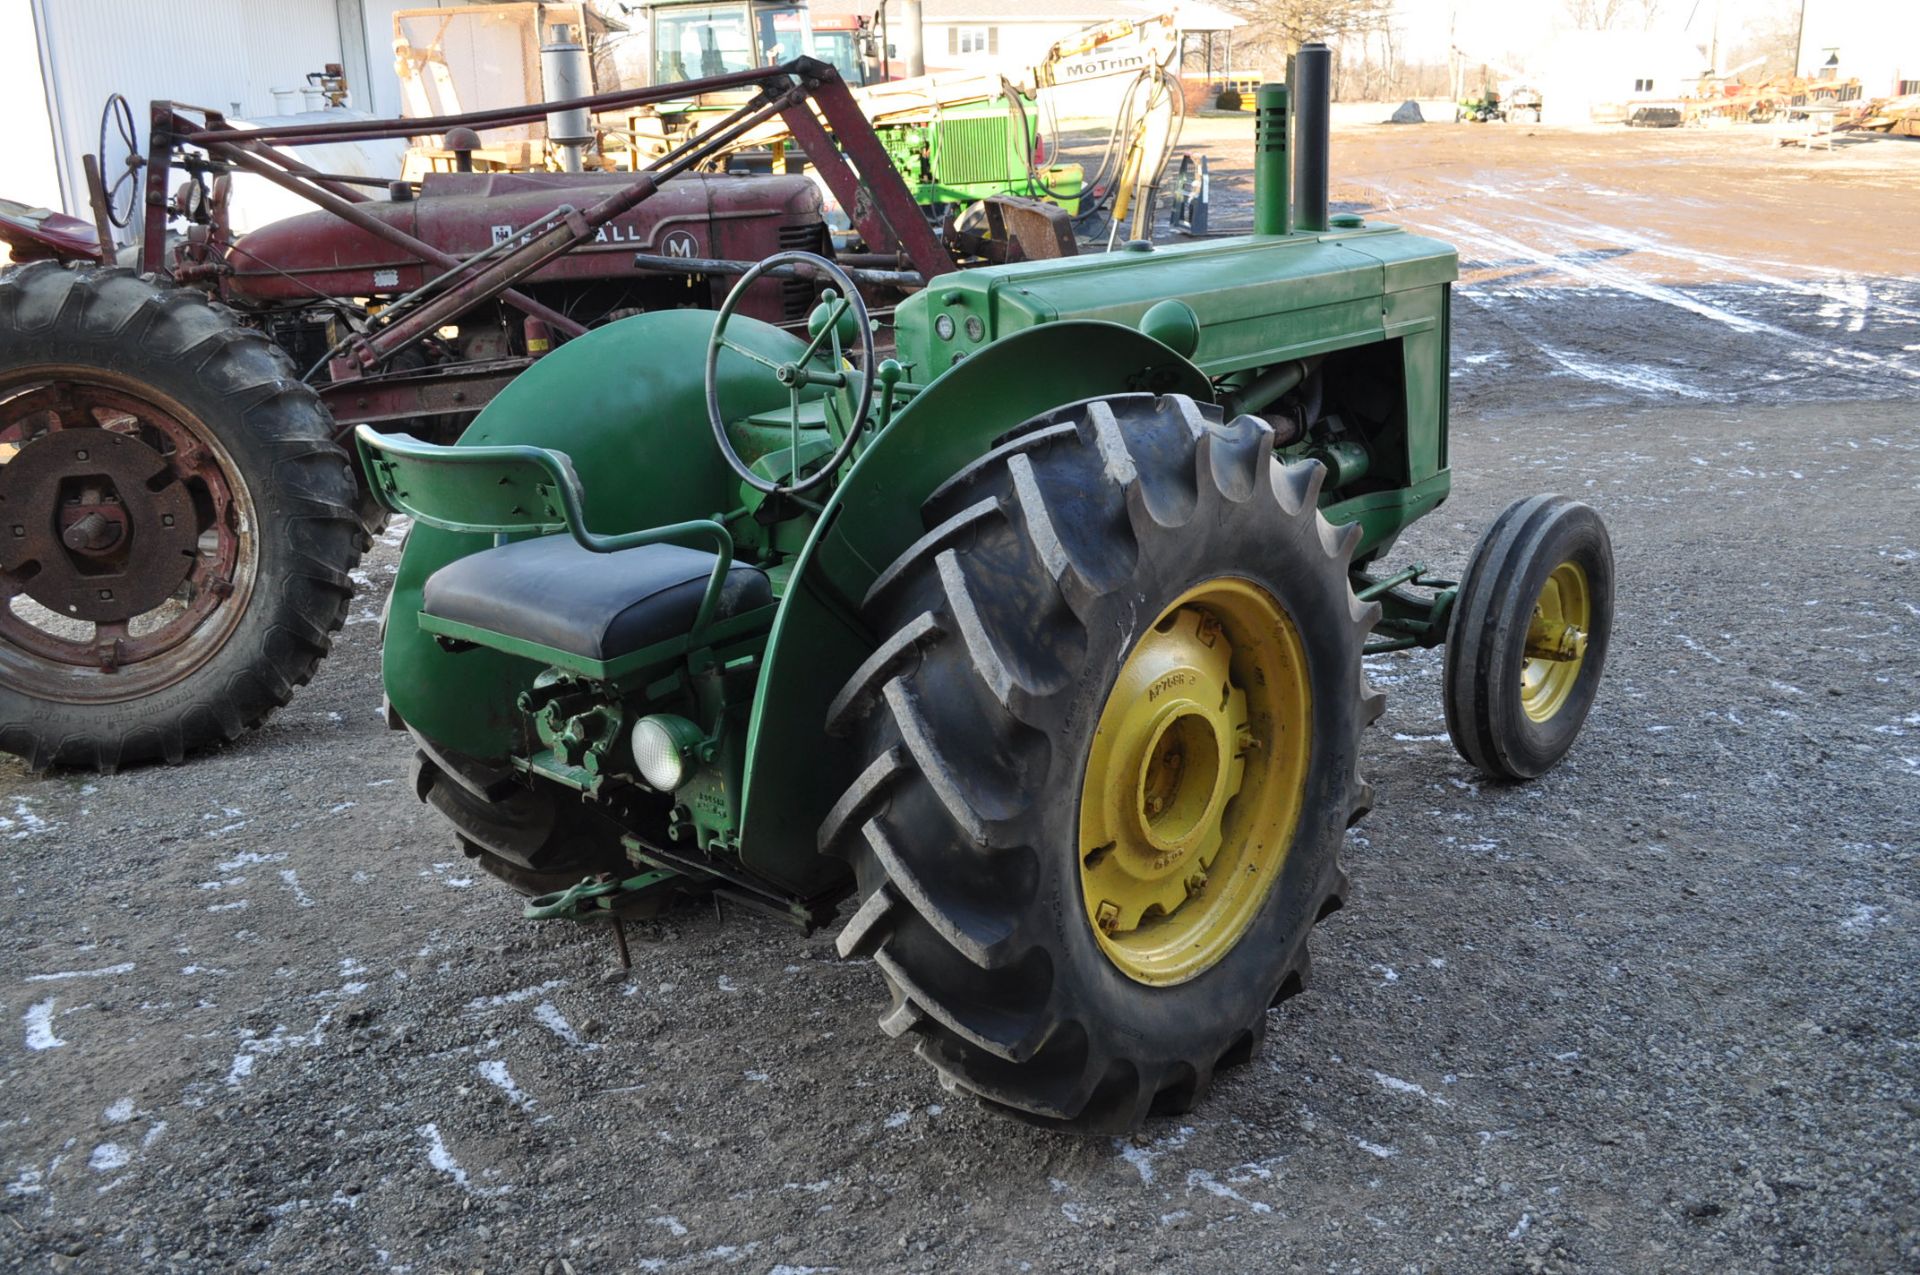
[361,51,1614,1130]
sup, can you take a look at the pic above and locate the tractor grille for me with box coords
[778,222,825,322]
[934,116,1018,187]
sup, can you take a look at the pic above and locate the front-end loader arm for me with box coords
[130,59,950,368]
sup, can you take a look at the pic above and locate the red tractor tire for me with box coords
[0,263,362,769]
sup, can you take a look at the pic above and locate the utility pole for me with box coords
[900,0,926,77]
[1447,2,1461,107]
[1793,0,1807,77]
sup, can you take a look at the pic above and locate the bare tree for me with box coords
[1726,0,1803,81]
[1563,0,1663,31]
[1561,0,1627,30]
[1224,0,1394,72]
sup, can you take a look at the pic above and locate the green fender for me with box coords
[382,309,804,756]
[737,320,1211,894]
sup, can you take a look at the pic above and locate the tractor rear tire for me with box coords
[411,746,632,896]
[0,263,361,769]
[822,394,1382,1132]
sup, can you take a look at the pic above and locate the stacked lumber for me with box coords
[1843,94,1920,136]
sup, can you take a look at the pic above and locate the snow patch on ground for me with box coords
[23,1000,64,1050]
[1370,1070,1452,1106]
[88,1143,129,1173]
[417,1122,511,1197]
[533,1001,595,1049]
[24,963,135,982]
[476,1059,535,1110]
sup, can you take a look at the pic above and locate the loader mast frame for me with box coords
[132,58,950,374]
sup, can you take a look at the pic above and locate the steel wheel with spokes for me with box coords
[0,372,258,699]
[0,263,361,769]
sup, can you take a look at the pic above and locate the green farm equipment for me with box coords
[364,48,1614,1130]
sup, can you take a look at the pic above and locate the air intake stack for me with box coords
[541,22,592,173]
[1252,82,1289,236]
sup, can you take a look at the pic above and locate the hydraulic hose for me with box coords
[1006,66,1181,239]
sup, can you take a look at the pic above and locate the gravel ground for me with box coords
[3,123,1917,1274]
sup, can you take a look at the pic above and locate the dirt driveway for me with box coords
[2,121,1916,1274]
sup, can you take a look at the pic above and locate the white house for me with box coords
[902,0,1240,119]
[1537,29,1708,125]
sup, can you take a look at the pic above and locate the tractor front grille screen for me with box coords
[778,222,825,323]
[934,115,1022,188]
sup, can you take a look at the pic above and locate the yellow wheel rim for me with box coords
[1520,561,1591,723]
[1077,578,1312,986]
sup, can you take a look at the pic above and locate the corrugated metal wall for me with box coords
[0,1,64,212]
[28,0,347,215]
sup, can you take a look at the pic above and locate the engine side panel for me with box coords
[891,225,1459,555]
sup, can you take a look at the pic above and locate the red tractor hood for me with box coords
[222,170,823,304]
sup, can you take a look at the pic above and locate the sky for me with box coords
[1378,0,1804,68]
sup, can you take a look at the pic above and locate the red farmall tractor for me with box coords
[0,63,953,769]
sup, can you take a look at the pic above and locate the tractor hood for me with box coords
[221,170,823,304]
[893,222,1459,382]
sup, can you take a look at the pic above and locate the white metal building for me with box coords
[0,0,545,221]
[1536,29,1708,125]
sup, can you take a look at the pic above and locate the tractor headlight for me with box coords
[630,715,701,791]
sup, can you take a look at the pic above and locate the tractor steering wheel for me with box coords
[704,251,875,498]
[98,94,144,229]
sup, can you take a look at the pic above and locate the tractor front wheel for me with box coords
[0,264,361,769]
[824,394,1382,1131]
[1443,494,1614,779]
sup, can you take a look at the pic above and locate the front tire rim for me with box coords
[0,370,258,703]
[1078,577,1312,986]
[1519,560,1590,723]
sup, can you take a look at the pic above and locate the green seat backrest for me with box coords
[354,426,585,537]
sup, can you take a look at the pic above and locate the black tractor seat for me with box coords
[422,537,771,665]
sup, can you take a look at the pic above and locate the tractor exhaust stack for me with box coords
[1292,41,1332,233]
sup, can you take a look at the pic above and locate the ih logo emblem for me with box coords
[490,225,516,247]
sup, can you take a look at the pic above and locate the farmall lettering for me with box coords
[592,221,644,244]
